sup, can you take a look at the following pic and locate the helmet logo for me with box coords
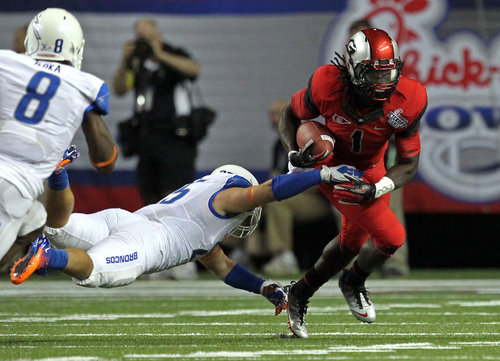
[347,39,356,55]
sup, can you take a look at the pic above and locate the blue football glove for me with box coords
[54,145,80,174]
[260,280,288,315]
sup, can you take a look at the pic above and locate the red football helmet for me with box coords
[345,28,403,101]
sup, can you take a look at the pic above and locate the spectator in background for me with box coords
[251,100,335,275]
[113,17,200,205]
[346,19,410,277]
[11,25,27,54]
[113,18,200,280]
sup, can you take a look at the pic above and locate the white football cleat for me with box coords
[339,269,376,323]
[285,283,309,338]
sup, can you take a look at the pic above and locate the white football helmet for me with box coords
[345,28,403,101]
[25,8,85,70]
[211,164,262,239]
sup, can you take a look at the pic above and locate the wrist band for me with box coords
[375,176,395,198]
[91,145,117,168]
[248,186,258,207]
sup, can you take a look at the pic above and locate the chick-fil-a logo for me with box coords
[320,0,500,204]
[404,48,499,89]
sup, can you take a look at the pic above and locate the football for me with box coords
[296,121,335,158]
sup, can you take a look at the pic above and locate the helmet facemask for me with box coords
[351,58,404,101]
[229,206,262,239]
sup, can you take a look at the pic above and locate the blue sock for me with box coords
[47,168,69,191]
[224,263,264,294]
[47,248,69,269]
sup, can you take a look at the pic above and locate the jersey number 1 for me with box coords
[351,129,363,153]
[14,71,61,124]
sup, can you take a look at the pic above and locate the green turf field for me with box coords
[1,270,499,360]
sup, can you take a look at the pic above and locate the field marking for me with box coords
[123,343,462,359]
[2,331,500,337]
[447,300,500,307]
[15,356,106,361]
[2,279,500,299]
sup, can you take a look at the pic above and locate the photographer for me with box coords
[113,17,200,205]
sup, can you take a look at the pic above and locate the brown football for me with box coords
[296,121,335,158]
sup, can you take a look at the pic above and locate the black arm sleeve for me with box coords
[303,75,321,118]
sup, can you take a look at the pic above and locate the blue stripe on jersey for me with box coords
[94,83,110,115]
[83,83,110,118]
[208,175,252,219]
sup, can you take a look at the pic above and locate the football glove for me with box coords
[288,140,328,168]
[320,165,364,183]
[54,145,80,174]
[260,280,288,315]
[333,174,375,204]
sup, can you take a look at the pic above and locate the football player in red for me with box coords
[279,28,427,338]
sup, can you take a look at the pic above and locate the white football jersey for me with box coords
[0,50,109,199]
[135,172,252,269]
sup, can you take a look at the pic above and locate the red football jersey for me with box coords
[291,65,427,170]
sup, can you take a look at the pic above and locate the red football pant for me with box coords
[319,163,405,255]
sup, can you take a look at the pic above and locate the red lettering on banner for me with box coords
[403,48,493,89]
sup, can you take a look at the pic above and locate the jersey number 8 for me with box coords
[14,71,61,124]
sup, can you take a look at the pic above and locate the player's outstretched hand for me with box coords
[261,280,288,315]
[54,145,80,174]
[288,140,326,168]
[333,174,375,204]
[320,165,363,183]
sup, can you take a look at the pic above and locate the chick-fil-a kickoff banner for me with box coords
[321,0,500,213]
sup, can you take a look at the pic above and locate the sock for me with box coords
[47,168,69,191]
[345,261,370,286]
[47,248,69,269]
[293,267,328,301]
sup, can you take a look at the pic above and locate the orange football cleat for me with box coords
[10,235,51,285]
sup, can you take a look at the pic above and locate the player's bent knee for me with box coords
[373,222,405,256]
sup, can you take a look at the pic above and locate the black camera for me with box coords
[127,39,153,70]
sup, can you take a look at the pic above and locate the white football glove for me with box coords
[320,164,364,183]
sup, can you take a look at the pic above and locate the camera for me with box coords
[127,39,153,70]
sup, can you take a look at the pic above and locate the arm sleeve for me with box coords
[395,130,421,159]
[271,169,322,201]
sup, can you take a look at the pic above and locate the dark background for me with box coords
[407,213,500,268]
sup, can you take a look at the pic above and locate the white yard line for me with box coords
[1,279,500,298]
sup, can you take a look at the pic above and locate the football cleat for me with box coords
[10,234,52,285]
[338,269,376,323]
[54,145,80,174]
[261,280,288,315]
[285,282,309,338]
